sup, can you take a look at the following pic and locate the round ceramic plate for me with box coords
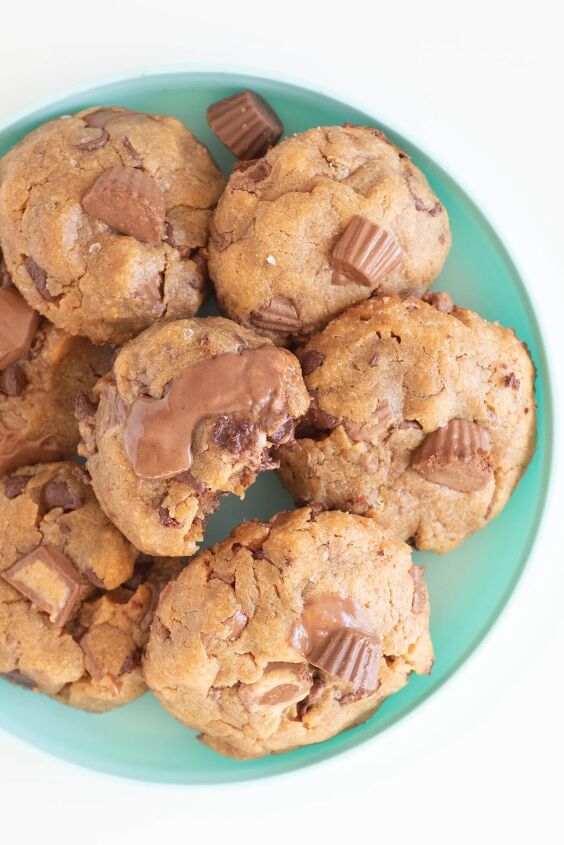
[0,71,553,784]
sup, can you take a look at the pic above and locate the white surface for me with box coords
[0,1,562,842]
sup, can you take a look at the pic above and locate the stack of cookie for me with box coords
[0,92,535,759]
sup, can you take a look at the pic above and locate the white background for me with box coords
[0,2,562,843]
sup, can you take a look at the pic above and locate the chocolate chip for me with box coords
[158,506,180,528]
[0,364,27,396]
[249,296,301,334]
[41,480,83,512]
[71,465,92,486]
[0,670,36,689]
[297,675,325,719]
[331,215,402,288]
[503,372,520,389]
[122,136,143,168]
[119,647,143,675]
[213,415,256,454]
[300,349,325,376]
[269,416,295,445]
[76,129,109,151]
[24,256,59,302]
[207,91,283,159]
[75,393,98,420]
[82,166,166,245]
[4,474,30,499]
[422,291,453,313]
[230,157,272,192]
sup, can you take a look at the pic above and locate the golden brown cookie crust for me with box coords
[208,125,450,344]
[79,317,310,556]
[277,295,536,552]
[144,507,433,759]
[0,107,225,343]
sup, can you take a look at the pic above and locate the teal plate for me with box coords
[0,71,553,784]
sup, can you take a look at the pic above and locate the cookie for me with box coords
[208,124,450,344]
[78,317,310,556]
[0,107,225,343]
[0,461,177,711]
[277,294,536,552]
[0,265,112,475]
[144,507,433,759]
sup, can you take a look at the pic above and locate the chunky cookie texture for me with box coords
[208,125,450,344]
[0,107,225,343]
[79,317,310,556]
[144,507,433,759]
[277,295,536,553]
[0,264,112,475]
[0,461,178,712]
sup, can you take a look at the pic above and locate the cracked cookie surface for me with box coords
[208,125,450,344]
[0,107,225,343]
[0,264,112,475]
[0,461,181,711]
[144,507,433,759]
[277,295,536,552]
[79,317,309,556]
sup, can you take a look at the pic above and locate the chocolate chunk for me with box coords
[0,364,27,396]
[249,296,301,334]
[410,565,427,613]
[159,506,180,528]
[76,128,109,151]
[4,474,30,499]
[238,662,312,712]
[296,674,325,719]
[207,91,283,160]
[230,157,272,192]
[122,136,143,168]
[422,290,453,313]
[173,470,208,495]
[343,401,394,441]
[400,419,423,430]
[411,419,493,493]
[82,166,166,245]
[331,215,402,287]
[119,647,143,675]
[503,372,520,389]
[0,287,40,369]
[2,545,81,626]
[414,196,442,216]
[213,416,256,454]
[291,594,380,691]
[305,390,340,431]
[71,465,92,486]
[75,393,98,420]
[84,108,134,128]
[24,256,59,302]
[300,349,325,376]
[269,416,295,445]
[0,670,36,689]
[41,480,83,513]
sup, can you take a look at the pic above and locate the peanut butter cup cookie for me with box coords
[0,107,225,343]
[0,264,112,475]
[144,507,433,759]
[208,124,450,344]
[277,294,536,552]
[0,461,179,711]
[79,317,309,556]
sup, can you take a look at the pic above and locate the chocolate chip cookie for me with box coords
[144,507,433,759]
[277,294,536,552]
[0,461,179,711]
[208,124,450,344]
[0,107,225,343]
[79,317,310,556]
[0,265,112,475]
